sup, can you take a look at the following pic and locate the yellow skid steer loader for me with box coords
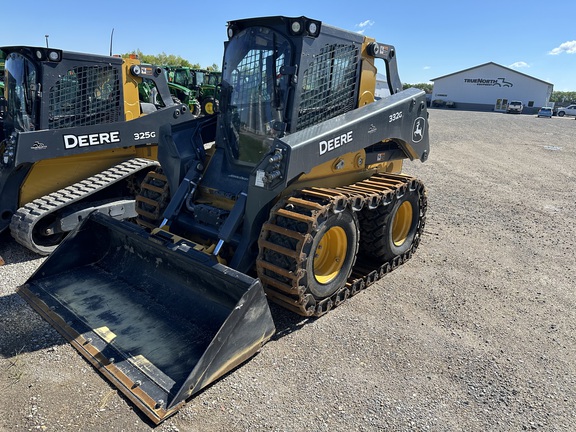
[0,46,180,254]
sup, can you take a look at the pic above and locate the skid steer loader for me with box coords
[18,16,429,423]
[0,46,189,254]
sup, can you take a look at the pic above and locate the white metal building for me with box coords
[375,73,391,99]
[430,62,553,113]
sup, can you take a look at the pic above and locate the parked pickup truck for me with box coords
[556,104,576,117]
[506,100,523,114]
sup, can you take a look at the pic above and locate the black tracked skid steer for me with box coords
[18,16,430,423]
[0,46,179,255]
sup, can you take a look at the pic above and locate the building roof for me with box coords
[431,62,553,87]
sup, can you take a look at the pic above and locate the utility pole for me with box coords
[45,35,49,48]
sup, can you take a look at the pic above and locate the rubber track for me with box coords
[134,168,170,230]
[10,158,159,255]
[256,173,427,317]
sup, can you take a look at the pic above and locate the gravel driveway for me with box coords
[1,109,575,432]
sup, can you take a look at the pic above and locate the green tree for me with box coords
[403,83,433,94]
[550,91,576,105]
[122,50,200,68]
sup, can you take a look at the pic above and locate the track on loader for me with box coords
[10,158,159,255]
[258,173,427,316]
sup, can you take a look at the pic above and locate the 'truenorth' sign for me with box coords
[464,78,513,87]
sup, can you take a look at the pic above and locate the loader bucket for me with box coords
[17,212,276,424]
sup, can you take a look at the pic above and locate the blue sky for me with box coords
[3,1,575,90]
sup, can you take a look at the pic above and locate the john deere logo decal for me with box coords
[319,131,353,155]
[412,117,425,143]
[31,141,48,150]
[63,131,121,149]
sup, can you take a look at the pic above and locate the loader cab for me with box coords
[219,23,292,165]
[1,46,126,142]
[2,50,39,136]
[218,16,364,167]
[164,16,371,269]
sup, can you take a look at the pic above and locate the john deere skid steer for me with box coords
[18,16,430,423]
[0,46,187,254]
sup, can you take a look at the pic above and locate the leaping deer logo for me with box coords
[414,120,422,139]
[413,118,424,143]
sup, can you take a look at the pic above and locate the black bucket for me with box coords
[18,212,275,424]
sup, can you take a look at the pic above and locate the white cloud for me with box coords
[356,20,375,34]
[548,40,576,55]
[509,61,529,68]
[423,66,431,70]
[357,20,375,28]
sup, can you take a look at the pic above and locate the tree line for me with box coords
[549,91,576,104]
[123,50,219,71]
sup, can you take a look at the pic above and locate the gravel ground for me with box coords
[1,109,575,432]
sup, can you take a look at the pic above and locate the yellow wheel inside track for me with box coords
[313,226,347,284]
[204,101,214,115]
[392,200,413,247]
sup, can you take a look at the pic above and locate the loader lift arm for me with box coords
[2,103,194,254]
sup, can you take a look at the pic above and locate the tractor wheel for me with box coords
[191,102,201,117]
[304,209,359,299]
[359,186,421,262]
[201,97,216,115]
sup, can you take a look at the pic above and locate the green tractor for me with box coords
[166,81,201,117]
[196,69,221,115]
[165,66,221,115]
[159,67,200,116]
[136,70,200,117]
